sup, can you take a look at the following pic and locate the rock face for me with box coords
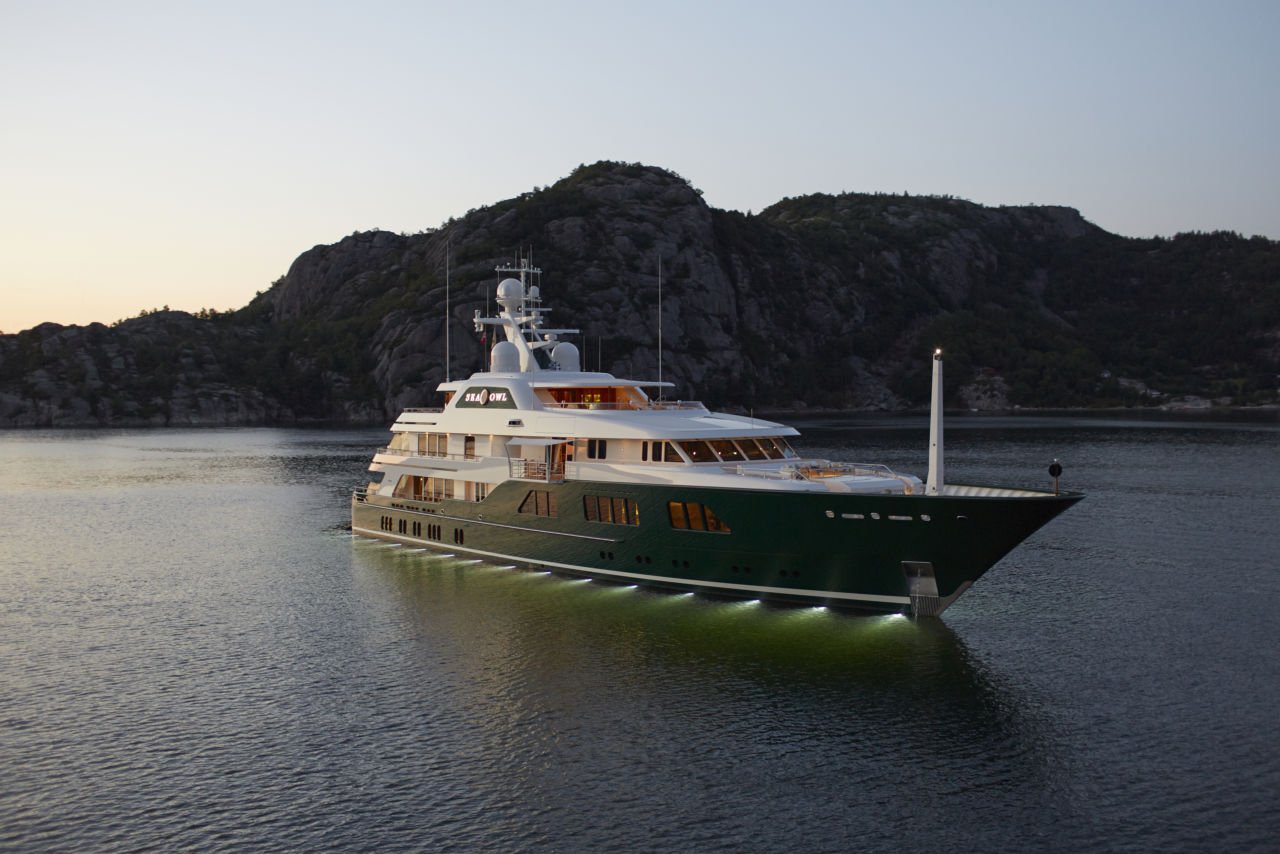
[2,161,1278,427]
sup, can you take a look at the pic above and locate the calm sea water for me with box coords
[1,416,1278,852]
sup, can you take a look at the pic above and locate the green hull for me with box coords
[352,479,1082,615]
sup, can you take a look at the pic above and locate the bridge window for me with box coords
[710,439,744,462]
[679,440,716,462]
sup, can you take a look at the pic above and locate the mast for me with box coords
[927,348,944,495]
[658,256,663,398]
[445,235,451,382]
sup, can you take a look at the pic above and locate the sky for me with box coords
[2,0,1277,333]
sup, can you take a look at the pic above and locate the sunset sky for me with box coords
[2,0,1277,333]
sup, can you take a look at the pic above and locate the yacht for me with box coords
[352,261,1081,616]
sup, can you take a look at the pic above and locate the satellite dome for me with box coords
[496,278,523,307]
[490,340,519,373]
[551,341,580,372]
[528,284,541,301]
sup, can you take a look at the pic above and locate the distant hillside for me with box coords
[2,161,1277,426]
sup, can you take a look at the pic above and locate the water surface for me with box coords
[1,419,1277,850]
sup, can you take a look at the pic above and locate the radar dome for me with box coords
[490,340,520,373]
[496,278,523,307]
[551,341,580,372]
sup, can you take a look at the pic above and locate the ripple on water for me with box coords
[2,424,1279,851]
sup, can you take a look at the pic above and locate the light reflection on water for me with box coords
[1,421,1278,851]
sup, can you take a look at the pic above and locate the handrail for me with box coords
[541,400,706,411]
[732,460,904,481]
[509,458,566,482]
[402,407,445,413]
[376,448,479,462]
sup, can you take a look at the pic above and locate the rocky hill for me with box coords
[2,161,1278,427]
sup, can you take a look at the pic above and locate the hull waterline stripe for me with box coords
[351,528,911,606]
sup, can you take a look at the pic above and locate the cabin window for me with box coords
[464,435,476,459]
[399,477,455,501]
[641,442,648,462]
[584,495,640,526]
[710,440,744,462]
[735,439,767,461]
[426,432,448,457]
[667,501,732,533]
[587,439,608,459]
[679,440,716,463]
[518,489,558,517]
[367,470,385,483]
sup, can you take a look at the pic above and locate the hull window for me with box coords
[667,501,732,534]
[518,489,558,517]
[584,495,640,526]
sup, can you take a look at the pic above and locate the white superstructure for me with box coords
[359,261,926,505]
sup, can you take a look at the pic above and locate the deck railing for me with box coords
[732,460,903,481]
[541,400,706,411]
[377,448,478,462]
[509,459,565,482]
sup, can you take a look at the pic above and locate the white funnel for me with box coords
[927,349,944,496]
